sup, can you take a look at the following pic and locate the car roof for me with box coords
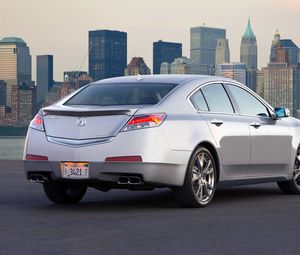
[92,74,229,85]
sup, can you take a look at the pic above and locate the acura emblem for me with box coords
[77,118,86,127]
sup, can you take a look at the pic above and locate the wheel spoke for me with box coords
[195,183,202,198]
[206,182,213,190]
[202,160,213,175]
[202,181,209,197]
[197,154,205,171]
[294,170,300,182]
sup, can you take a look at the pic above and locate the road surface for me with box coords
[1,160,300,255]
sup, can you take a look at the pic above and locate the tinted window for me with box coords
[227,85,269,116]
[65,83,177,106]
[201,84,234,113]
[190,90,208,111]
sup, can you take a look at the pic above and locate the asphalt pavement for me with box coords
[1,160,300,255]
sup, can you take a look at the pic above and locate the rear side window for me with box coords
[201,84,234,113]
[190,90,208,111]
[65,83,178,106]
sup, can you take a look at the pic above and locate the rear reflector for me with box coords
[105,156,143,162]
[26,154,48,161]
[122,113,166,131]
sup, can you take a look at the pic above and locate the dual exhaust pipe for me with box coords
[30,174,48,183]
[117,176,143,185]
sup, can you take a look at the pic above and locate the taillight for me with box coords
[122,113,166,131]
[26,154,48,160]
[30,113,44,131]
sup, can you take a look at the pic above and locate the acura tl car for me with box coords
[23,75,300,207]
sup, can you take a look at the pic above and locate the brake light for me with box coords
[105,156,143,162]
[122,113,166,131]
[26,154,48,160]
[30,113,44,131]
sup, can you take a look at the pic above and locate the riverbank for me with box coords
[0,126,28,136]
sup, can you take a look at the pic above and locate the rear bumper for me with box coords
[24,128,191,186]
[24,161,186,186]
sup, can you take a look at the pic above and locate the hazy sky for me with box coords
[1,0,300,81]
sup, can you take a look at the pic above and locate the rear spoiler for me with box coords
[43,109,132,117]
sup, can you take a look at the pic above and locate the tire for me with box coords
[175,146,217,208]
[277,146,300,194]
[43,182,87,204]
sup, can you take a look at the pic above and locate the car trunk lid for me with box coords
[42,105,137,140]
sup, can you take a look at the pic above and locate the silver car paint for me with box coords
[24,75,300,187]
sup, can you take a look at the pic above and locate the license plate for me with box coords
[61,162,89,179]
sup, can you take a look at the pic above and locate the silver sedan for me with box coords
[24,75,300,207]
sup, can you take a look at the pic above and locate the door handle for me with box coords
[210,119,224,126]
[249,122,261,128]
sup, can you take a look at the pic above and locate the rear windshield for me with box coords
[64,83,178,106]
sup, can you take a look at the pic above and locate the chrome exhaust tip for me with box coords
[117,176,130,185]
[128,176,143,185]
[30,174,48,183]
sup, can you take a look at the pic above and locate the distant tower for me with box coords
[240,18,257,90]
[0,37,32,107]
[190,26,226,75]
[64,74,69,83]
[88,30,127,81]
[257,29,300,116]
[125,57,151,76]
[36,55,53,104]
[215,38,230,65]
[153,40,182,74]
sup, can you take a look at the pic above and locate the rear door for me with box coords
[191,83,251,179]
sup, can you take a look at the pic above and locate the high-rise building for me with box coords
[190,26,226,75]
[280,39,299,65]
[88,30,127,81]
[0,37,32,107]
[125,57,151,76]
[36,55,53,104]
[75,73,93,88]
[160,57,203,75]
[153,40,182,74]
[0,85,36,126]
[257,30,299,115]
[259,63,294,112]
[63,71,88,87]
[215,38,230,65]
[240,18,258,91]
[215,63,247,84]
[0,80,7,106]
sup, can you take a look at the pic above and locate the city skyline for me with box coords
[1,0,300,81]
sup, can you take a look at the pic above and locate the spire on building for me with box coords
[272,28,281,46]
[242,18,256,39]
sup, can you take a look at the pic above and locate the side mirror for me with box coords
[274,107,290,118]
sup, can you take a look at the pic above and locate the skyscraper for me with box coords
[0,80,6,106]
[125,57,151,76]
[190,26,226,75]
[240,18,257,91]
[36,55,53,104]
[153,40,182,74]
[280,39,299,66]
[257,30,299,115]
[88,30,127,81]
[215,63,247,84]
[63,71,88,87]
[0,37,32,106]
[215,38,230,65]
[160,57,202,75]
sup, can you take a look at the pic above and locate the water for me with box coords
[0,137,25,160]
